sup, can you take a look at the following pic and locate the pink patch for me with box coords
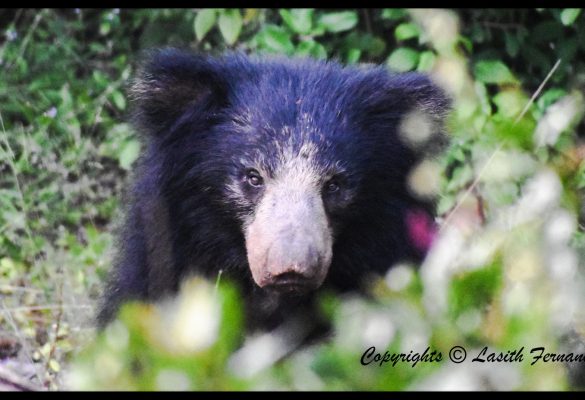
[405,208,437,253]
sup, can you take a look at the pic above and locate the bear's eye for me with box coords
[324,179,340,194]
[246,169,264,187]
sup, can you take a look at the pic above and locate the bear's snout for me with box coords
[245,186,333,294]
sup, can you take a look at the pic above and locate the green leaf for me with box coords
[118,139,141,171]
[218,9,242,46]
[318,11,358,33]
[111,90,126,111]
[386,47,419,72]
[474,60,518,85]
[256,25,294,55]
[520,44,551,75]
[458,35,473,53]
[492,89,526,118]
[394,23,420,41]
[449,262,503,316]
[446,163,474,192]
[437,195,457,215]
[194,9,217,41]
[0,258,19,279]
[560,8,581,26]
[504,32,520,57]
[536,88,567,112]
[474,81,492,116]
[533,21,563,42]
[341,32,386,57]
[92,70,109,89]
[417,51,436,72]
[295,40,327,59]
[99,21,111,36]
[381,9,406,20]
[366,36,386,57]
[280,9,313,34]
[279,10,295,32]
[346,48,361,64]
[558,37,579,63]
[489,114,535,149]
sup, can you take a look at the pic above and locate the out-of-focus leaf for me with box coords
[493,89,527,119]
[536,88,567,112]
[218,9,242,46]
[520,44,551,75]
[558,38,579,63]
[0,257,20,279]
[381,9,406,20]
[99,21,111,36]
[296,40,327,59]
[533,20,563,42]
[111,90,126,111]
[256,25,294,55]
[366,36,386,57]
[446,164,474,191]
[560,8,581,26]
[279,9,313,34]
[504,32,520,57]
[242,8,259,23]
[49,359,61,373]
[346,48,361,64]
[458,34,473,53]
[118,139,141,170]
[417,51,436,72]
[449,262,503,317]
[394,22,420,41]
[474,60,518,85]
[386,47,419,72]
[194,9,217,41]
[318,11,358,33]
[475,81,492,116]
[534,93,584,147]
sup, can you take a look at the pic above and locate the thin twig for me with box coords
[481,21,524,30]
[0,285,43,293]
[440,142,504,231]
[214,269,224,293]
[362,9,373,35]
[2,304,92,312]
[515,58,562,124]
[44,279,63,381]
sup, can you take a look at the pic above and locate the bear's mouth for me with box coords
[263,273,315,295]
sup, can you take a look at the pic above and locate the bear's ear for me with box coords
[385,72,450,119]
[384,72,451,151]
[130,48,229,136]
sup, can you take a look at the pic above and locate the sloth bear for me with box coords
[97,49,449,332]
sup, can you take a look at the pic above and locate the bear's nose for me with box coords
[262,243,322,294]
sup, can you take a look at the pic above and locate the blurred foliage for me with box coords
[0,8,585,391]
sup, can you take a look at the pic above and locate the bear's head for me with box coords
[131,49,449,297]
